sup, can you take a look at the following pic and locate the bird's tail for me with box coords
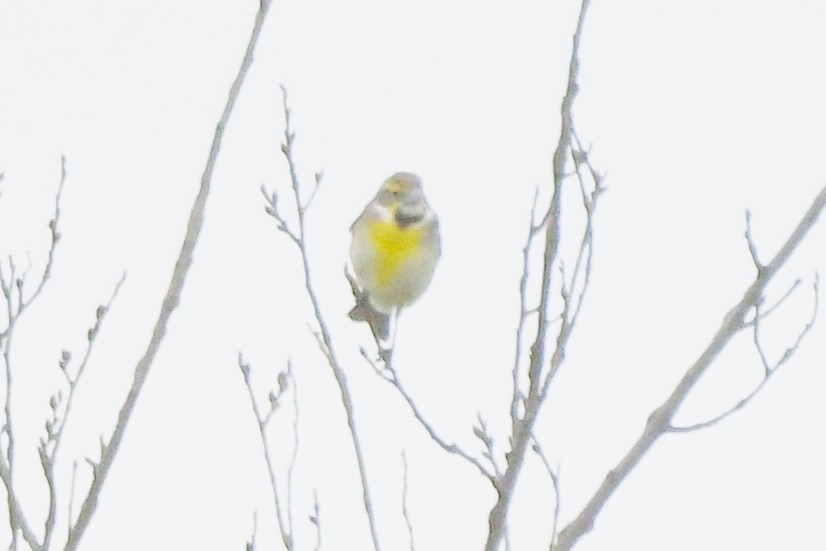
[348,301,390,342]
[345,268,390,342]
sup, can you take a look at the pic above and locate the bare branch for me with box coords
[310,490,321,551]
[539,169,604,404]
[474,414,503,479]
[562,132,605,334]
[670,275,819,433]
[39,275,125,548]
[743,278,800,327]
[63,3,275,548]
[745,210,764,272]
[361,349,495,482]
[246,511,258,551]
[286,368,300,544]
[263,86,382,551]
[554,187,826,551]
[752,300,773,376]
[0,157,64,348]
[510,187,542,425]
[0,159,68,551]
[67,461,78,542]
[303,171,323,212]
[238,354,293,550]
[485,1,593,549]
[0,460,41,551]
[400,451,416,551]
[261,185,300,246]
[530,435,561,550]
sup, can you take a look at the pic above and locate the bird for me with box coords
[349,172,440,343]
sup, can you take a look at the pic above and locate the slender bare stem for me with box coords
[510,188,542,425]
[743,278,800,327]
[246,511,258,551]
[530,436,561,550]
[311,490,321,551]
[400,451,416,551]
[263,87,383,551]
[67,461,77,542]
[286,369,300,544]
[670,275,819,433]
[0,159,66,551]
[0,461,40,551]
[745,210,763,270]
[40,276,125,548]
[474,414,504,480]
[238,355,293,550]
[63,4,274,548]
[362,350,495,481]
[485,2,592,549]
[0,156,64,347]
[553,186,826,551]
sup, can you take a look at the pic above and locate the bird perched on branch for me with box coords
[349,172,441,343]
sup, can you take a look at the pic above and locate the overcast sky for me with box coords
[1,1,825,550]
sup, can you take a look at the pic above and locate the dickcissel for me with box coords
[349,172,440,341]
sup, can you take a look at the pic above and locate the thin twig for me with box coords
[41,275,125,548]
[246,511,258,551]
[510,187,542,425]
[264,87,382,551]
[670,275,819,432]
[530,436,561,550]
[238,354,293,550]
[63,4,274,548]
[67,461,78,541]
[1,258,17,471]
[554,187,826,551]
[0,156,64,347]
[362,349,495,481]
[0,159,67,551]
[541,136,605,404]
[562,132,605,336]
[311,490,321,551]
[745,210,763,271]
[743,278,800,327]
[474,414,503,480]
[752,300,772,376]
[0,461,40,551]
[286,367,300,545]
[401,451,416,551]
[485,2,593,549]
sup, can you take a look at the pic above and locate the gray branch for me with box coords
[63,3,274,548]
[263,87,383,551]
[0,159,66,551]
[238,355,295,550]
[362,350,495,482]
[670,275,819,433]
[485,1,593,549]
[553,186,826,551]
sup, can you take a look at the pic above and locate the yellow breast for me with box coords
[368,219,423,287]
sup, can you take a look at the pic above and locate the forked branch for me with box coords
[553,186,826,551]
[485,1,594,549]
[669,274,818,433]
[238,355,296,550]
[262,87,382,551]
[64,2,275,548]
[361,350,496,482]
[0,159,67,551]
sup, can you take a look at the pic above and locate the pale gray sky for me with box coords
[1,1,825,550]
